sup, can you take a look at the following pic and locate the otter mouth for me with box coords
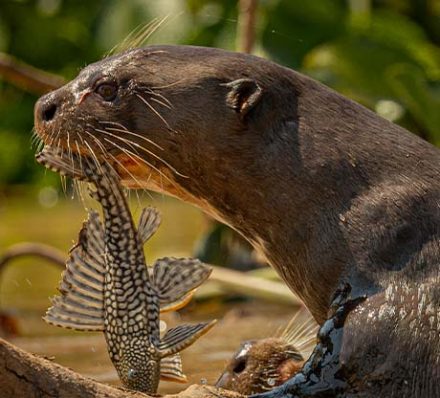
[35,141,166,191]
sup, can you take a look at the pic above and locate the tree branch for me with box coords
[236,0,258,54]
[0,53,65,95]
[0,242,66,272]
[0,338,241,398]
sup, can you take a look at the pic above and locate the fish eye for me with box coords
[127,368,138,379]
[233,358,247,374]
[95,81,118,101]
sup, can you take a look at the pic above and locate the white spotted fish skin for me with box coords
[92,160,162,392]
[36,147,216,393]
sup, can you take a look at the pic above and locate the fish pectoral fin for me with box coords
[160,291,194,313]
[137,207,161,244]
[43,211,106,332]
[44,297,104,332]
[153,257,212,310]
[160,354,188,383]
[158,320,217,357]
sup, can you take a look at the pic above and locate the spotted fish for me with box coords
[36,147,217,393]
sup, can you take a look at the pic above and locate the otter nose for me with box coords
[35,94,59,124]
[41,102,57,122]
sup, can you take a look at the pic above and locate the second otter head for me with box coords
[216,337,305,395]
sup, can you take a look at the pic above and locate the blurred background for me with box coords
[0,0,439,394]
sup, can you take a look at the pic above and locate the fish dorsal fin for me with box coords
[137,207,161,243]
[153,257,212,312]
[158,320,217,357]
[43,211,105,332]
[160,354,187,383]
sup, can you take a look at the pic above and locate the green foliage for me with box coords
[0,0,439,187]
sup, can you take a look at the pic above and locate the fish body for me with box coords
[37,147,216,393]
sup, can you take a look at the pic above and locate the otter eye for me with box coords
[233,358,246,374]
[95,82,118,101]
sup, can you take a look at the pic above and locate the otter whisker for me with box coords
[83,131,117,181]
[94,127,187,178]
[142,87,173,109]
[83,139,105,175]
[60,174,67,195]
[133,15,170,49]
[107,16,168,56]
[149,96,172,110]
[47,127,60,148]
[66,131,73,167]
[97,121,164,151]
[36,138,45,152]
[106,127,164,150]
[30,129,42,149]
[83,129,155,197]
[285,319,317,344]
[83,131,154,204]
[106,151,146,193]
[281,312,317,343]
[135,93,174,131]
[150,78,187,90]
[101,137,174,186]
[105,19,158,56]
[101,137,179,195]
[74,139,89,209]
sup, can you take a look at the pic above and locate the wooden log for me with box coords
[0,338,241,398]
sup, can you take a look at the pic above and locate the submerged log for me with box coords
[0,338,241,398]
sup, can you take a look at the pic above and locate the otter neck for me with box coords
[169,132,369,323]
[168,88,439,323]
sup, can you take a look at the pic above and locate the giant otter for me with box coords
[34,45,440,397]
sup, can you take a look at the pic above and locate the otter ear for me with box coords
[223,78,263,119]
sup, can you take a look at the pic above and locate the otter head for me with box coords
[34,45,298,227]
[216,338,304,395]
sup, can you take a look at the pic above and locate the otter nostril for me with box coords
[42,103,57,122]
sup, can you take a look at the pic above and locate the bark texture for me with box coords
[0,338,241,398]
